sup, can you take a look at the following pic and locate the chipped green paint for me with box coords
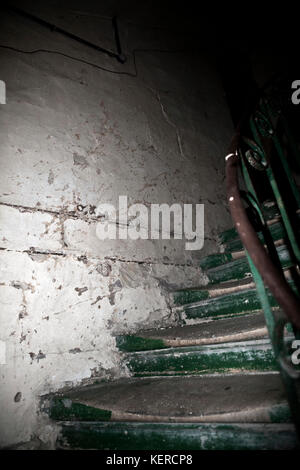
[218,226,240,244]
[47,397,112,421]
[58,421,298,450]
[124,340,278,376]
[205,256,253,284]
[223,237,245,253]
[182,284,276,319]
[223,217,299,254]
[205,244,292,284]
[183,280,297,320]
[116,335,166,352]
[199,252,234,271]
[172,288,209,305]
[218,204,281,245]
[47,400,292,427]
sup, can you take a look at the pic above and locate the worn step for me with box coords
[177,285,274,321]
[222,222,286,254]
[122,339,277,376]
[170,277,255,307]
[218,214,282,250]
[172,278,255,306]
[221,215,300,255]
[172,280,296,322]
[44,373,290,424]
[57,421,298,450]
[199,250,244,271]
[217,206,300,255]
[218,201,281,245]
[202,221,288,270]
[116,312,268,351]
[204,244,292,284]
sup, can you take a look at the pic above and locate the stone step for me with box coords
[199,250,244,271]
[220,216,300,256]
[122,339,277,376]
[222,221,286,254]
[218,214,281,248]
[116,312,268,351]
[44,373,290,425]
[203,244,292,284]
[172,277,255,306]
[57,421,298,450]
[218,201,281,245]
[217,206,300,254]
[172,281,294,323]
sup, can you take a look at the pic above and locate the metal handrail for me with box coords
[226,141,300,330]
[225,96,300,434]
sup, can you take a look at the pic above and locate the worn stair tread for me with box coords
[201,234,286,270]
[117,312,268,351]
[219,211,278,245]
[218,207,300,253]
[204,254,251,285]
[218,201,281,245]
[204,244,292,284]
[219,219,287,254]
[123,338,277,376]
[223,223,288,254]
[199,251,244,271]
[172,278,254,305]
[58,421,298,450]
[175,283,279,321]
[48,373,290,424]
[177,277,296,323]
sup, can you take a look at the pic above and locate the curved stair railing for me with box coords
[225,78,300,435]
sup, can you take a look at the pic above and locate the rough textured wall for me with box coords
[0,2,233,447]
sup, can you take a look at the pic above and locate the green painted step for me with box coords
[46,374,297,449]
[57,421,298,450]
[217,206,300,253]
[123,339,277,376]
[222,219,284,254]
[204,244,292,284]
[178,285,276,320]
[200,242,294,274]
[116,312,268,352]
[172,278,255,306]
[173,280,296,322]
[44,374,291,424]
[45,397,112,422]
[221,237,250,254]
[218,202,281,245]
[221,214,300,255]
[199,251,241,271]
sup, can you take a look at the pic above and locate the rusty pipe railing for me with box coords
[226,136,300,330]
[225,77,300,438]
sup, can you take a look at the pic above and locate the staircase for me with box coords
[42,202,299,450]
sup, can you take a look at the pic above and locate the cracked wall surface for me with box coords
[0,1,233,448]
